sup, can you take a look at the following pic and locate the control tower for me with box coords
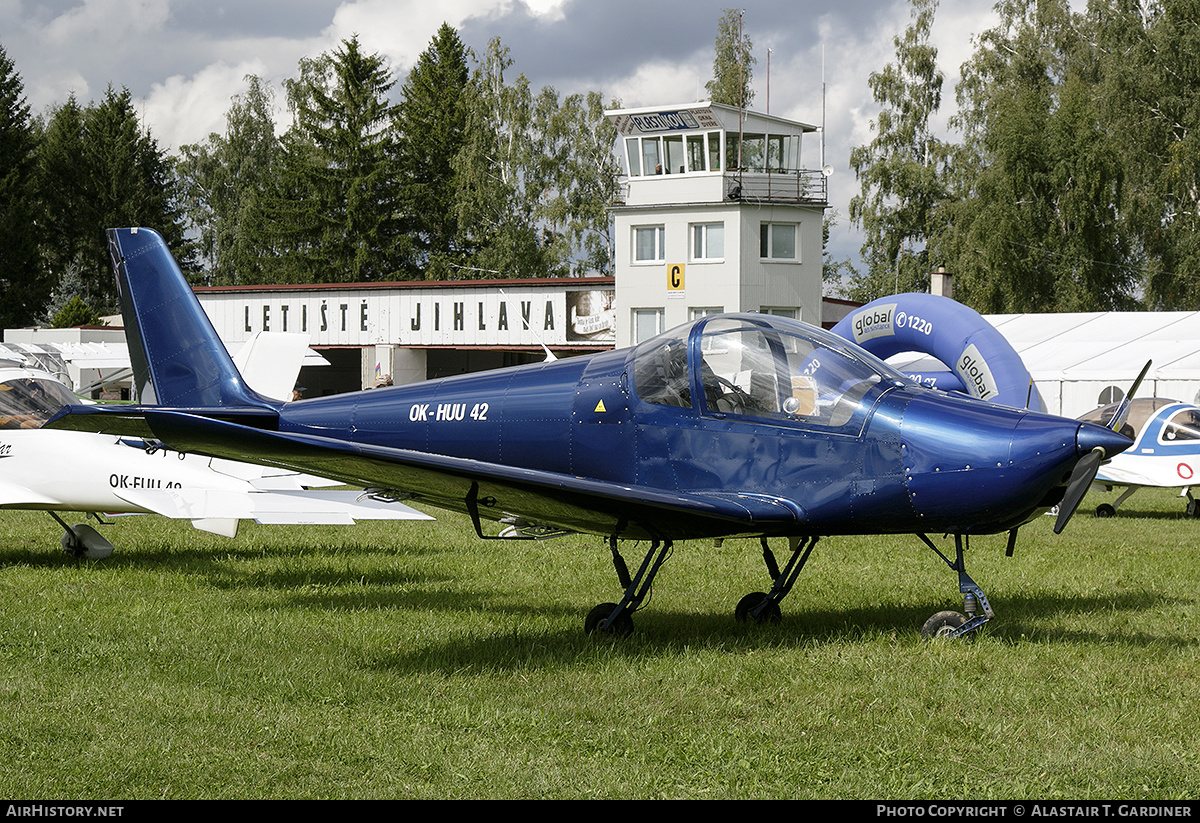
[605,102,828,347]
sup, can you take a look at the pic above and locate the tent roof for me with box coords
[888,311,1200,383]
[988,312,1200,381]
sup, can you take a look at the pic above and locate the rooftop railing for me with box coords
[723,169,828,206]
[610,168,829,207]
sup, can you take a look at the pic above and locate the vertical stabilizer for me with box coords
[107,228,274,410]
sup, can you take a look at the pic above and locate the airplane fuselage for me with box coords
[275,339,1098,539]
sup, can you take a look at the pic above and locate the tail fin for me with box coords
[108,228,274,410]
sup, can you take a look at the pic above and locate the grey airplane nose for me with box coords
[1075,421,1134,458]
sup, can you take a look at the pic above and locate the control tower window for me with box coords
[664,135,685,174]
[625,138,641,175]
[707,131,721,170]
[641,137,663,175]
[625,132,723,175]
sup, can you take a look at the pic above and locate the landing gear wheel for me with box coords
[1188,498,1200,518]
[59,523,115,560]
[60,531,84,558]
[584,603,633,637]
[1095,503,1116,518]
[920,610,967,640]
[735,592,782,624]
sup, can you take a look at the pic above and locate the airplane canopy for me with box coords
[632,313,911,435]
[0,371,80,429]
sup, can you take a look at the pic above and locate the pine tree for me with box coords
[39,87,189,311]
[395,23,473,279]
[271,39,404,283]
[0,44,48,329]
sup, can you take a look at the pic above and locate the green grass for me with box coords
[1,488,1199,799]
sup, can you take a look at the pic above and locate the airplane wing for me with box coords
[0,477,62,508]
[52,406,806,540]
[112,487,433,525]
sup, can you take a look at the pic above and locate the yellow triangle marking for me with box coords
[594,400,607,413]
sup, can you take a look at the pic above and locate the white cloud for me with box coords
[42,0,172,45]
[521,0,568,20]
[141,59,270,150]
[326,0,514,73]
[606,56,712,110]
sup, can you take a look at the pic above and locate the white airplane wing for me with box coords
[205,456,342,490]
[1094,465,1158,487]
[113,487,433,529]
[0,477,61,508]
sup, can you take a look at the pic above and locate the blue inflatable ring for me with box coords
[830,293,1036,410]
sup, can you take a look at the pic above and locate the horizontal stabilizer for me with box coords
[47,403,278,437]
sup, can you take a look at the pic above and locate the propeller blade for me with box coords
[1107,360,1151,434]
[1054,448,1103,534]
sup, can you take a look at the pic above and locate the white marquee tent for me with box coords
[987,312,1200,418]
[892,311,1200,418]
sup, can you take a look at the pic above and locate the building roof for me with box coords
[604,101,818,135]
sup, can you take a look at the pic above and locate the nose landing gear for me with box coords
[917,533,994,640]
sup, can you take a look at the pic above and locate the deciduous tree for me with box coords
[848,0,949,301]
[176,75,281,285]
[706,9,755,108]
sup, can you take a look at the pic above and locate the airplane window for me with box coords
[1080,398,1177,441]
[0,377,79,429]
[632,336,691,408]
[1162,409,1200,443]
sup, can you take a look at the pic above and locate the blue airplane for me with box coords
[48,228,1134,639]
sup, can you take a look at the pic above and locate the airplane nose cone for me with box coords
[1075,421,1134,459]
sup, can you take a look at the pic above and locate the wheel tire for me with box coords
[584,603,633,637]
[735,592,782,624]
[60,531,83,558]
[1095,503,1116,518]
[920,610,968,640]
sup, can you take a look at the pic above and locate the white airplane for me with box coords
[1078,396,1200,517]
[0,346,431,559]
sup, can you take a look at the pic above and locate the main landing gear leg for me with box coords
[917,533,994,639]
[585,537,673,636]
[735,536,819,624]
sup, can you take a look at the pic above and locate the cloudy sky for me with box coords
[0,0,1005,269]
